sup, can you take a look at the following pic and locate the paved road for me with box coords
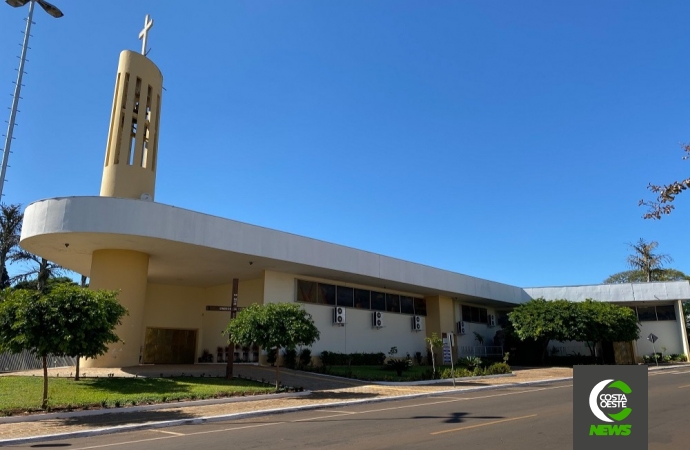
[8,368,690,449]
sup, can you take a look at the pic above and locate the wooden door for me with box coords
[144,328,197,364]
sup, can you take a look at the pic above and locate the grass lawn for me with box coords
[0,376,274,415]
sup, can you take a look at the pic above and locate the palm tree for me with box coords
[9,250,63,292]
[0,203,23,289]
[627,238,672,282]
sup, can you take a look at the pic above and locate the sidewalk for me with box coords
[0,365,574,444]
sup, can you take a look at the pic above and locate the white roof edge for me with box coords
[21,196,526,303]
[522,280,690,302]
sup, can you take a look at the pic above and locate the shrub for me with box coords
[299,348,312,368]
[267,348,278,366]
[283,348,297,369]
[414,351,423,366]
[440,367,471,379]
[385,357,412,376]
[320,351,386,366]
[484,362,511,375]
[462,356,483,370]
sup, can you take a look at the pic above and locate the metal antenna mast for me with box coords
[0,0,64,200]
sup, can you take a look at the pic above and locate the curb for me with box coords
[647,364,689,372]
[0,377,573,447]
[374,373,516,386]
[0,390,311,425]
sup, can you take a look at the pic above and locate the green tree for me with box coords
[573,300,640,359]
[12,276,77,291]
[424,332,443,376]
[640,144,690,219]
[47,285,127,381]
[0,204,22,289]
[0,287,126,408]
[508,298,582,363]
[624,239,672,283]
[604,269,688,284]
[224,302,320,390]
[9,250,63,292]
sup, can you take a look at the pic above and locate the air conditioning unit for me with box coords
[487,314,496,327]
[411,315,423,332]
[333,306,346,326]
[372,311,383,329]
[456,321,466,335]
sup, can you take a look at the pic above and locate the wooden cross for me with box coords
[139,14,154,56]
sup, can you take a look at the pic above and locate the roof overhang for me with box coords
[522,282,690,303]
[19,196,523,306]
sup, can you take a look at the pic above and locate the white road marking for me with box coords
[70,383,573,449]
[293,413,357,422]
[649,370,690,376]
[72,423,283,449]
[148,429,185,436]
[72,435,177,449]
[431,414,538,435]
[357,384,572,414]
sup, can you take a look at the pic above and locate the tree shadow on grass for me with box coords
[83,376,271,395]
[84,378,193,395]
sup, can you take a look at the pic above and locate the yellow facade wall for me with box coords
[200,278,265,358]
[84,249,149,368]
[143,283,206,358]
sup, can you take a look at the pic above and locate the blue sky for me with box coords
[1,1,689,287]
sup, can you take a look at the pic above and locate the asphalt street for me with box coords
[7,368,690,449]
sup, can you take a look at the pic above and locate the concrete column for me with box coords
[82,249,149,368]
[676,300,689,357]
[424,295,455,363]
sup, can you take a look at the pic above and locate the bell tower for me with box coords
[85,15,160,368]
[100,15,162,201]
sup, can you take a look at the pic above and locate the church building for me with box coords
[18,17,690,368]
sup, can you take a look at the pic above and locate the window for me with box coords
[337,286,354,308]
[637,306,657,322]
[462,305,471,322]
[317,283,336,305]
[297,280,317,304]
[414,298,427,316]
[354,289,370,309]
[401,296,415,315]
[462,304,489,324]
[294,279,425,316]
[386,294,400,313]
[471,307,480,323]
[371,291,386,311]
[654,305,676,321]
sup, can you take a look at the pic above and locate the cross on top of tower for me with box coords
[138,14,154,56]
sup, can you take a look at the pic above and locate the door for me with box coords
[143,328,197,364]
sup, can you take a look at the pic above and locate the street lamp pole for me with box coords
[0,0,64,200]
[0,0,36,200]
